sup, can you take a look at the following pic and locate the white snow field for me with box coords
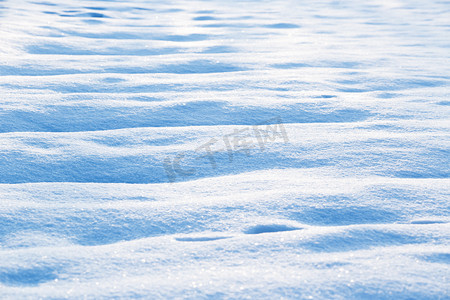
[0,0,449,298]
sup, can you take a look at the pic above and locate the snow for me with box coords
[0,0,449,298]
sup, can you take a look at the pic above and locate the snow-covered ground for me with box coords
[0,0,449,298]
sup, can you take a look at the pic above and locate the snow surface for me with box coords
[0,0,449,298]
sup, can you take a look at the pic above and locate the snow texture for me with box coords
[0,0,449,298]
